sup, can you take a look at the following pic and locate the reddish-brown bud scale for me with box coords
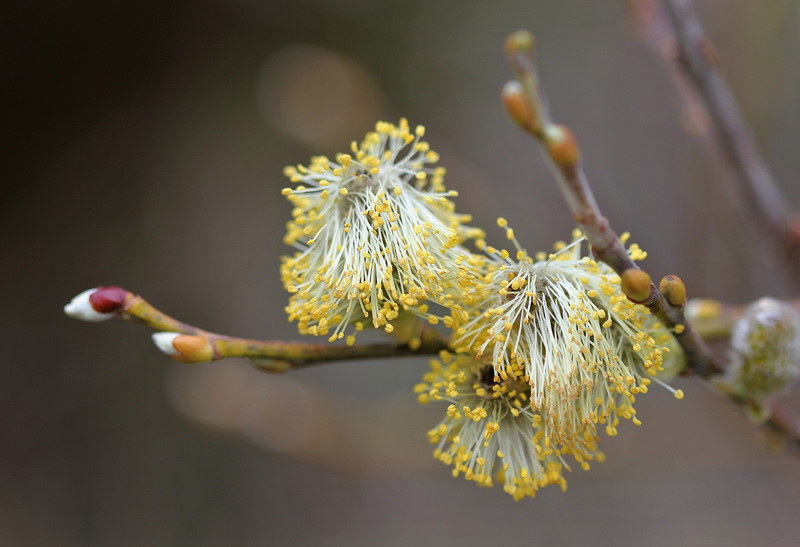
[89,286,129,313]
[621,269,652,303]
[659,275,686,307]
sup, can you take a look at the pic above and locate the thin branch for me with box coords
[503,30,720,377]
[637,0,800,284]
[628,0,800,452]
[503,30,800,453]
[65,286,449,371]
[765,403,800,456]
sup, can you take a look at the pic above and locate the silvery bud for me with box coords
[728,298,800,410]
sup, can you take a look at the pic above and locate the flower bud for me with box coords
[728,298,800,409]
[89,286,129,313]
[504,30,535,57]
[543,124,580,168]
[684,298,722,322]
[64,287,128,322]
[502,81,533,129]
[620,269,652,303]
[152,332,181,355]
[152,332,215,363]
[659,275,686,307]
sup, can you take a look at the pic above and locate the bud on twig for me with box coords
[684,298,722,322]
[64,286,129,322]
[659,275,686,307]
[620,269,652,303]
[152,332,215,363]
[544,124,581,168]
[152,332,181,354]
[727,298,800,419]
[504,30,535,58]
[504,30,549,138]
[502,81,534,130]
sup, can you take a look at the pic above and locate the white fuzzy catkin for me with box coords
[728,297,800,403]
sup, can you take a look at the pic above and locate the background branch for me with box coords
[629,0,800,286]
[627,0,800,453]
[503,29,800,454]
[503,31,719,378]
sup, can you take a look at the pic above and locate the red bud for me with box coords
[89,286,129,313]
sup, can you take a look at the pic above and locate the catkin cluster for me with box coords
[280,120,684,499]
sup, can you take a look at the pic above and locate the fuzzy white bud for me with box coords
[728,298,800,404]
[152,332,181,356]
[64,288,114,322]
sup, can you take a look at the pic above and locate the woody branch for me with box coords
[502,29,800,453]
[631,0,800,285]
[502,30,719,378]
[64,286,448,371]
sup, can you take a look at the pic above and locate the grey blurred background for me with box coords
[4,0,800,545]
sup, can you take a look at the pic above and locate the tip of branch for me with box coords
[504,30,537,81]
[505,30,535,57]
[64,286,129,322]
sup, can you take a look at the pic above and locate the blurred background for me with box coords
[4,0,800,545]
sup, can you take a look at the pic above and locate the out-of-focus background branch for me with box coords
[631,0,800,288]
[4,1,800,545]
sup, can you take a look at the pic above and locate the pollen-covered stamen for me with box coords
[417,353,605,500]
[281,119,484,341]
[725,298,800,416]
[453,229,682,449]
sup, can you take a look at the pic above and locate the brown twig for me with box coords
[503,29,800,454]
[66,286,449,371]
[765,402,800,455]
[634,0,800,285]
[503,30,720,377]
[685,295,800,451]
[629,0,800,451]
